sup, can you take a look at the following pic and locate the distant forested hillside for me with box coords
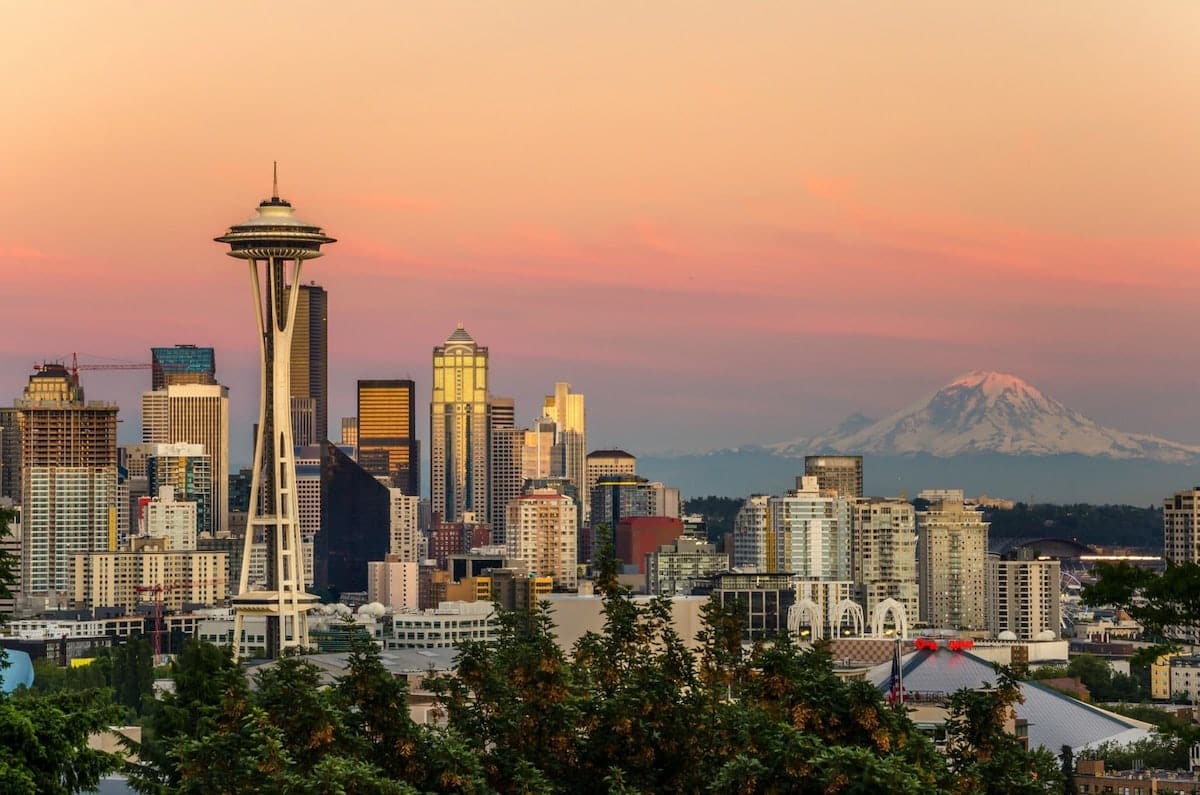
[683,496,744,542]
[981,503,1161,548]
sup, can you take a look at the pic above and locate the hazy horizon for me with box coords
[3,3,1198,465]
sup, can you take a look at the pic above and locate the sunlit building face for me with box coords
[431,325,489,523]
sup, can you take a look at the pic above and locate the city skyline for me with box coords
[2,3,1199,460]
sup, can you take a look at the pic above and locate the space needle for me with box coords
[216,166,335,659]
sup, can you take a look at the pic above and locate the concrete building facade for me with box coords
[850,498,918,623]
[141,383,229,534]
[17,366,119,612]
[917,491,988,630]
[985,555,1062,640]
[505,489,578,589]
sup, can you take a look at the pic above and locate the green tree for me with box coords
[128,638,244,793]
[943,670,1065,795]
[1082,561,1200,665]
[0,506,123,794]
[111,637,155,715]
[333,631,432,786]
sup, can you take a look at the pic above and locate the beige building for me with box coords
[584,450,636,524]
[143,486,198,552]
[985,555,1061,640]
[1150,651,1184,701]
[18,365,118,612]
[917,491,988,630]
[141,383,229,533]
[851,498,918,623]
[543,382,587,517]
[430,325,489,523]
[367,555,420,610]
[389,490,421,562]
[505,489,578,589]
[522,417,557,482]
[71,537,227,612]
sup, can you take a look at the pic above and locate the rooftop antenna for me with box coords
[272,161,279,199]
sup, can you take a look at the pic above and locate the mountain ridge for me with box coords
[769,370,1200,463]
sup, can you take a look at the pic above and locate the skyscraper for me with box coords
[986,553,1061,640]
[431,324,489,523]
[146,442,213,535]
[289,283,328,444]
[803,455,863,500]
[16,365,118,611]
[0,407,20,502]
[216,173,335,658]
[505,488,578,589]
[357,379,419,495]
[917,491,988,630]
[543,382,586,515]
[142,384,229,534]
[850,497,917,624]
[151,345,217,390]
[779,477,851,580]
[487,397,523,544]
[1163,488,1200,564]
[584,449,636,524]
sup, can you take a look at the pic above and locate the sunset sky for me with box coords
[2,3,1198,464]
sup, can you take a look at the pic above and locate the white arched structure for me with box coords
[869,598,910,639]
[787,598,824,640]
[829,599,864,638]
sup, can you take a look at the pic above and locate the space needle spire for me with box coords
[215,168,335,659]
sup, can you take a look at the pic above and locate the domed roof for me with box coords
[998,630,1018,641]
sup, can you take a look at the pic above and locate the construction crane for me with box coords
[33,352,184,379]
[134,578,227,662]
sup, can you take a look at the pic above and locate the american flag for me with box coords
[887,638,904,706]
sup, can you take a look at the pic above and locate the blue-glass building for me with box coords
[150,345,216,390]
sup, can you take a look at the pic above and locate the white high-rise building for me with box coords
[732,480,850,581]
[986,555,1061,640]
[732,495,771,571]
[773,476,851,580]
[1164,488,1200,564]
[146,442,212,535]
[850,498,918,623]
[505,489,578,589]
[144,486,198,552]
[917,491,988,630]
[389,489,421,562]
[142,384,229,533]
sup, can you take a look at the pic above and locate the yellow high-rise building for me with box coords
[543,382,587,516]
[357,380,418,495]
[431,325,489,523]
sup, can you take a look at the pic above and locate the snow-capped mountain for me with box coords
[771,371,1200,462]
